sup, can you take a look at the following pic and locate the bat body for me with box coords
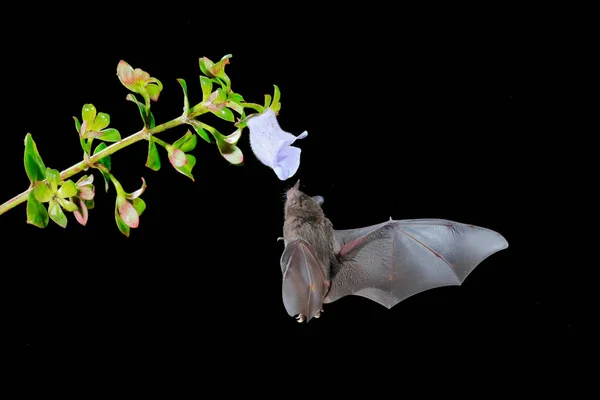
[279,181,509,323]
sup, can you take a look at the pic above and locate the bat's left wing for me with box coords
[324,219,508,308]
[280,239,329,322]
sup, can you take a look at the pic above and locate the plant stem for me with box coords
[0,114,186,217]
[151,136,169,149]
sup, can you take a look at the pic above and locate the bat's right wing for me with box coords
[325,219,508,309]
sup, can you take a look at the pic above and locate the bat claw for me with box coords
[314,308,324,318]
[295,314,306,323]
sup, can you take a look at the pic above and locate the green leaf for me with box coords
[272,85,281,106]
[263,94,272,109]
[177,78,189,113]
[93,143,111,192]
[99,128,121,142]
[126,93,154,127]
[238,102,264,115]
[146,84,161,102]
[271,101,282,113]
[224,129,242,145]
[56,197,79,212]
[46,168,60,193]
[115,211,130,237]
[92,112,110,131]
[206,54,232,87]
[199,75,213,102]
[229,92,244,103]
[98,170,110,192]
[271,85,281,112]
[126,93,146,121]
[210,107,235,122]
[84,199,95,210]
[216,139,244,165]
[79,136,92,155]
[214,88,227,104]
[174,154,196,181]
[58,180,78,198]
[226,92,245,115]
[93,143,111,171]
[75,117,90,153]
[173,130,198,152]
[189,120,212,143]
[132,197,146,216]
[26,190,49,228]
[214,76,229,91]
[73,116,82,133]
[48,199,68,228]
[146,135,161,171]
[199,57,214,77]
[82,104,97,125]
[34,182,53,203]
[24,133,47,183]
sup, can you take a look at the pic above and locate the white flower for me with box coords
[247,108,308,180]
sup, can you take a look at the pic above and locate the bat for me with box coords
[279,180,509,323]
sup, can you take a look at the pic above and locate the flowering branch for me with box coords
[0,55,309,236]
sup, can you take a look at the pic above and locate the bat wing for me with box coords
[325,219,508,308]
[280,239,329,322]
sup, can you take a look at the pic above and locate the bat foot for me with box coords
[313,308,324,318]
[295,314,306,323]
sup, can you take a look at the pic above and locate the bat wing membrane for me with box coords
[327,219,508,308]
[280,239,329,322]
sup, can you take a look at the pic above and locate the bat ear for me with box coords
[280,239,328,322]
[312,195,324,206]
[292,179,300,190]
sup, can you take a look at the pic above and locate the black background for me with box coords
[3,5,581,384]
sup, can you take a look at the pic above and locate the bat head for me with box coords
[284,180,325,219]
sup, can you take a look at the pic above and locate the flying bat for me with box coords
[279,180,509,323]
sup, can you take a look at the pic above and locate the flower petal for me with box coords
[117,60,135,88]
[92,112,110,132]
[34,182,53,203]
[48,199,68,228]
[117,196,139,228]
[168,147,187,167]
[76,174,94,187]
[247,108,307,180]
[82,104,97,126]
[57,180,78,198]
[78,185,95,200]
[73,197,89,226]
[273,145,303,181]
[125,177,147,200]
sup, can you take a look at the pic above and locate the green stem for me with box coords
[151,136,170,149]
[193,120,223,141]
[0,114,186,217]
[96,163,124,195]
[188,103,209,119]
